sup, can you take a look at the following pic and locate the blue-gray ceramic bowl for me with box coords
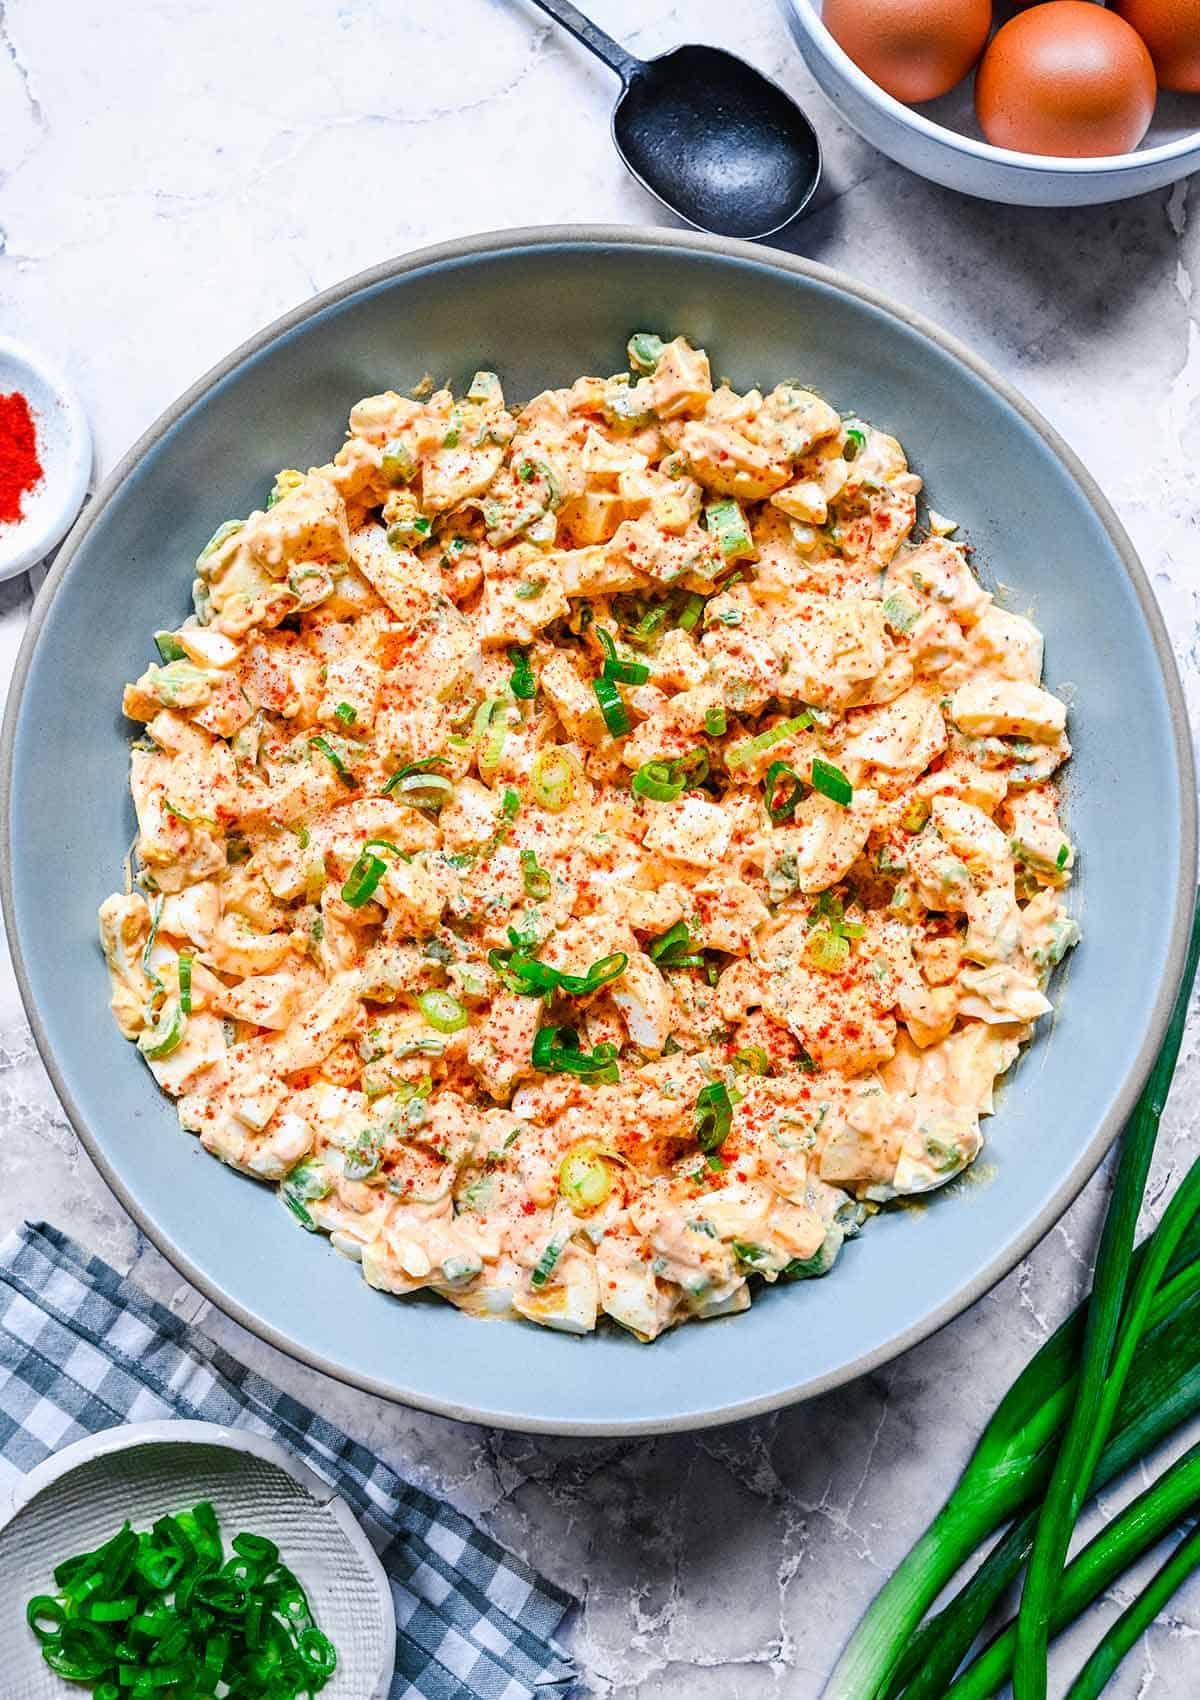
[3,228,1194,1434]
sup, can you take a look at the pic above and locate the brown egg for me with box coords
[975,3,1158,155]
[823,0,993,103]
[1114,0,1200,91]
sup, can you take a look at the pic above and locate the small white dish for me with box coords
[0,1419,396,1700]
[0,336,91,582]
[785,0,1200,207]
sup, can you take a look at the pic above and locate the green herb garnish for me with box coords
[309,735,356,787]
[726,713,813,771]
[764,759,804,822]
[380,754,451,807]
[520,849,552,900]
[647,919,704,970]
[23,1504,338,1696]
[695,1081,732,1153]
[507,646,536,700]
[417,989,468,1034]
[598,626,650,686]
[810,757,852,807]
[593,676,630,737]
[531,1025,620,1085]
[630,749,709,803]
[491,926,626,999]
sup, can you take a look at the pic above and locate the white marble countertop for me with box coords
[2,1,1199,1694]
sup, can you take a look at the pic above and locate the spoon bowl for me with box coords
[614,44,822,237]
[530,0,821,237]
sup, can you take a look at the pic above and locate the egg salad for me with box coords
[99,335,1080,1340]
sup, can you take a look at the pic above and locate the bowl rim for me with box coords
[788,0,1200,176]
[0,1419,397,1698]
[2,224,1195,1435]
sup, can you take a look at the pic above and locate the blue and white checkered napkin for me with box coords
[0,1222,578,1700]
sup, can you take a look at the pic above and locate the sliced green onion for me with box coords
[138,999,185,1061]
[705,498,755,563]
[844,424,867,461]
[598,626,650,685]
[233,1531,279,1567]
[530,747,578,812]
[309,735,356,787]
[531,1025,620,1084]
[593,676,630,737]
[27,1596,66,1641]
[490,928,627,999]
[341,850,388,909]
[676,593,706,632]
[333,701,356,725]
[531,1234,566,1289]
[86,1596,137,1622]
[810,757,852,806]
[764,760,804,822]
[631,759,685,803]
[520,848,552,900]
[177,953,193,1016]
[631,749,709,803]
[141,896,163,987]
[381,753,448,798]
[806,928,850,973]
[732,1047,771,1076]
[341,1128,380,1183]
[25,1504,336,1698]
[704,706,727,736]
[380,436,417,486]
[473,695,512,774]
[387,515,432,548]
[195,518,243,568]
[298,1627,338,1679]
[1056,842,1070,871]
[726,713,813,770]
[502,787,521,822]
[508,646,536,700]
[559,1149,613,1211]
[282,1190,312,1230]
[882,591,919,633]
[153,631,187,664]
[695,1081,733,1153]
[647,920,704,970]
[514,577,547,600]
[418,990,468,1034]
[627,331,666,374]
[626,604,668,646]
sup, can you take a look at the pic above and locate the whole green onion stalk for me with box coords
[822,897,1200,1700]
[1013,896,1200,1698]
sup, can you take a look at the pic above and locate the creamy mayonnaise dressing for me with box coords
[100,336,1079,1340]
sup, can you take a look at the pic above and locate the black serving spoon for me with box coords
[528,0,822,239]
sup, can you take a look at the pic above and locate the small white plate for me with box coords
[0,336,91,581]
[0,1419,397,1699]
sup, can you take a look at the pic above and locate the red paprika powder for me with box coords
[0,391,43,524]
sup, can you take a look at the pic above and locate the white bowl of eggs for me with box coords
[784,0,1200,205]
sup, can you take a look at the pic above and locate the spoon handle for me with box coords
[525,0,642,83]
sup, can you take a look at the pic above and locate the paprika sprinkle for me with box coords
[0,391,43,524]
